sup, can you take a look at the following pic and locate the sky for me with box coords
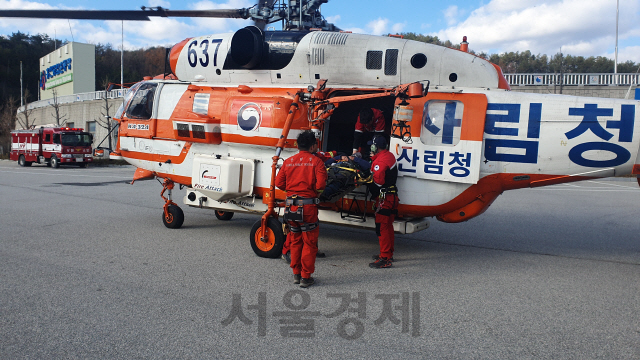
[1,0,639,64]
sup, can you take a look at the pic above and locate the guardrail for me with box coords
[18,89,127,113]
[504,73,640,86]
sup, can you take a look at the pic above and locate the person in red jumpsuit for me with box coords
[276,130,327,288]
[353,107,385,158]
[367,136,399,269]
[280,150,336,262]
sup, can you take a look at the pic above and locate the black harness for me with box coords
[283,195,320,232]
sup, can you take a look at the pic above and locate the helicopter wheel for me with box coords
[215,210,234,221]
[162,204,184,229]
[250,217,284,258]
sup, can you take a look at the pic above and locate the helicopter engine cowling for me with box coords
[169,26,310,82]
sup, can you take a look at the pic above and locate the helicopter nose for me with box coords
[169,38,192,76]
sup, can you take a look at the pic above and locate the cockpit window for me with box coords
[125,82,158,120]
[421,100,464,147]
[114,83,141,120]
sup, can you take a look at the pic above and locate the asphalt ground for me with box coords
[1,160,639,359]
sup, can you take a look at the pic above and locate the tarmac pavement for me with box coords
[1,160,639,359]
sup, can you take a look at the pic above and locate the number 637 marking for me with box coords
[188,39,222,68]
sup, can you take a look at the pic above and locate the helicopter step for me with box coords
[183,189,430,234]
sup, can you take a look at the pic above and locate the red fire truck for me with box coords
[10,126,93,168]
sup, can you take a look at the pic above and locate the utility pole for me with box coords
[20,61,23,107]
[121,21,124,96]
[615,0,619,84]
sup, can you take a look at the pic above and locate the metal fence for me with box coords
[17,89,127,113]
[504,73,640,86]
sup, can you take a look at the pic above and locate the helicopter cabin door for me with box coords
[392,93,488,184]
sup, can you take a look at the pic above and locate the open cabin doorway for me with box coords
[322,93,397,156]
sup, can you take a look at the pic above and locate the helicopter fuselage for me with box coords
[114,28,640,230]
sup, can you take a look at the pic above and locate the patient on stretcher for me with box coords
[318,153,371,203]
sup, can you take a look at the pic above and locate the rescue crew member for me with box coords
[280,150,337,262]
[352,107,385,158]
[275,130,327,288]
[367,136,399,269]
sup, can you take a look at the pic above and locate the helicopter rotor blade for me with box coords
[0,8,249,21]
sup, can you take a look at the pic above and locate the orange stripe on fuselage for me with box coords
[122,141,192,165]
[255,173,594,222]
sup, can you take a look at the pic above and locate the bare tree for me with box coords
[49,88,69,126]
[94,78,116,151]
[15,90,37,129]
[0,97,18,154]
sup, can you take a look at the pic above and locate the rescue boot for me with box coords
[300,277,315,288]
[369,257,392,269]
[281,251,291,264]
[293,274,301,284]
[372,255,394,262]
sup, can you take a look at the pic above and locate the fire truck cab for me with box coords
[10,126,94,168]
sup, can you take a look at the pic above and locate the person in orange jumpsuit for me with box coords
[276,130,327,288]
[367,136,399,269]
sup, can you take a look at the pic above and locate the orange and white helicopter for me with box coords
[4,1,640,258]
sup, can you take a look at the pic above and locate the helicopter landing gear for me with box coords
[250,217,284,258]
[215,210,234,221]
[161,178,184,229]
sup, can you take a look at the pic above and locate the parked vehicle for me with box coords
[10,126,93,168]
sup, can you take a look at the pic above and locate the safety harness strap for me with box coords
[288,221,319,233]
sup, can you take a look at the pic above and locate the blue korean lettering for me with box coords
[397,148,419,173]
[484,139,539,164]
[423,112,440,135]
[423,150,444,174]
[448,152,471,177]
[45,58,72,80]
[565,104,614,141]
[422,101,461,144]
[527,103,542,139]
[568,142,631,168]
[442,102,461,145]
[605,104,635,142]
[485,103,520,136]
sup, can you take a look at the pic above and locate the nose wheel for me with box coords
[250,217,284,258]
[161,178,184,229]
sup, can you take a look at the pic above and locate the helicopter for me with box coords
[2,1,639,258]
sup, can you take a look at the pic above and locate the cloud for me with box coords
[605,46,640,64]
[366,17,388,35]
[362,17,406,35]
[391,22,406,34]
[443,5,460,26]
[343,26,365,34]
[431,0,640,62]
[0,0,53,10]
[325,15,341,24]
[147,0,171,7]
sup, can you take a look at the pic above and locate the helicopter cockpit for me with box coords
[126,82,158,120]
